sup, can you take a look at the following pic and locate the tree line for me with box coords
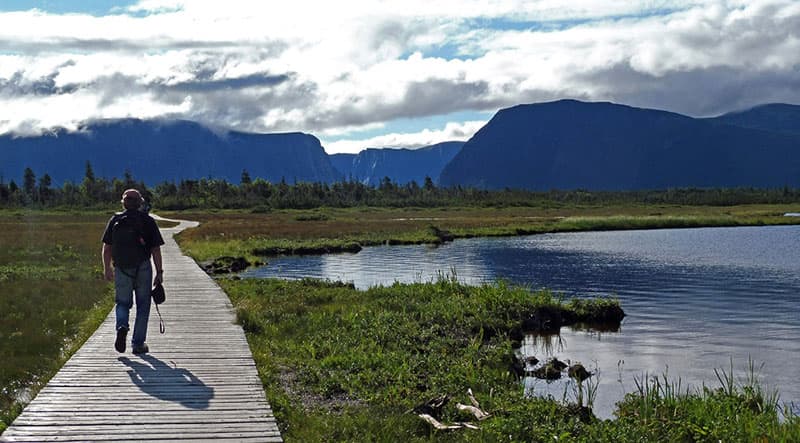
[2,163,800,210]
[1,163,150,208]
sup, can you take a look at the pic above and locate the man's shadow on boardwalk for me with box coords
[119,355,214,409]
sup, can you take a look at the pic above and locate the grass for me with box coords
[172,204,800,440]
[219,277,799,442]
[607,360,800,442]
[0,211,118,432]
[4,203,798,438]
[168,204,800,262]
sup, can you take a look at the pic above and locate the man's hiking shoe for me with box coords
[132,343,149,355]
[115,327,128,353]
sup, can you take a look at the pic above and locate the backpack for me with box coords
[111,212,149,268]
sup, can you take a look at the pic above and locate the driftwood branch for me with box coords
[415,388,489,430]
[418,414,479,430]
[459,388,491,420]
[456,403,491,420]
[468,388,481,408]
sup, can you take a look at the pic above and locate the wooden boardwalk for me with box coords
[2,218,282,442]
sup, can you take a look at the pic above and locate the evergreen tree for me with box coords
[39,174,52,203]
[123,169,137,189]
[81,161,96,202]
[423,176,435,192]
[23,167,36,199]
[0,180,8,203]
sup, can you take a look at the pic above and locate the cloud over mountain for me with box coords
[0,1,798,151]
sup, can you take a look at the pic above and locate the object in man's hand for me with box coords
[152,282,165,304]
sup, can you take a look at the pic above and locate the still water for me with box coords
[241,225,800,418]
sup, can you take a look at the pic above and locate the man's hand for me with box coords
[104,267,114,282]
[154,270,163,285]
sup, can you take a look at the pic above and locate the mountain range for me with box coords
[0,119,341,186]
[1,100,798,190]
[440,100,800,190]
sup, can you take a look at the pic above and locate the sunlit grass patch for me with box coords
[609,360,800,442]
[0,211,113,432]
[219,277,798,441]
[222,278,586,440]
[178,204,800,440]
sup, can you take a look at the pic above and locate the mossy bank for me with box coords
[221,278,799,442]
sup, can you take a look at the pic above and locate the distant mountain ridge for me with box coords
[0,119,342,185]
[330,141,463,185]
[707,103,800,136]
[439,100,800,190]
[2,100,799,191]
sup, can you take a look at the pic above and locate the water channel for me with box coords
[241,225,800,418]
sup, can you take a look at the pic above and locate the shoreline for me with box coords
[181,211,800,274]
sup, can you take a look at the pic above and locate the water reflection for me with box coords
[242,225,800,418]
[525,333,567,356]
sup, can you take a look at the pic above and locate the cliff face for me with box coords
[329,153,357,180]
[333,141,463,185]
[0,119,343,184]
[440,100,800,190]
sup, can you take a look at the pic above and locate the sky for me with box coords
[0,1,798,154]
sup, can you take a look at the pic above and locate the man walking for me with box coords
[101,189,164,354]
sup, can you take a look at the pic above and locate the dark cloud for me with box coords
[370,20,412,50]
[299,78,500,132]
[0,38,288,55]
[401,79,492,115]
[572,63,800,117]
[0,61,79,97]
[367,19,422,56]
[44,69,296,111]
[93,73,149,107]
[169,73,290,93]
[158,75,320,133]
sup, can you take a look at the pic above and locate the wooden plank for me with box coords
[1,217,283,442]
[12,411,275,422]
[2,436,283,442]
[4,422,280,433]
[1,437,283,443]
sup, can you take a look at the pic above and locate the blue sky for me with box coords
[1,1,137,15]
[1,1,798,153]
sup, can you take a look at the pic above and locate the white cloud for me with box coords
[321,120,487,154]
[0,0,798,146]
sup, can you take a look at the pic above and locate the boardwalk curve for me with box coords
[2,217,282,442]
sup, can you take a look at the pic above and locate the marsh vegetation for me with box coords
[0,211,114,431]
[0,210,178,431]
[172,203,800,264]
[175,202,800,440]
[221,277,799,442]
[3,197,800,439]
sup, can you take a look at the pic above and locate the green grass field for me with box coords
[170,204,800,441]
[3,204,799,439]
[221,277,799,442]
[0,210,176,431]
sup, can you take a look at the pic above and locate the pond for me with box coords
[240,225,800,418]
